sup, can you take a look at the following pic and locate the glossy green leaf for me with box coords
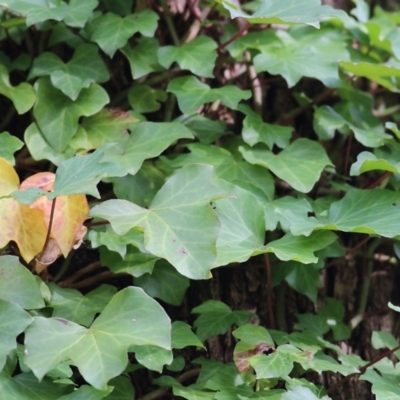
[100,245,158,277]
[89,10,159,57]
[250,344,312,379]
[239,104,292,149]
[158,36,217,77]
[58,385,112,400]
[161,143,274,201]
[215,185,265,266]
[0,300,32,372]
[49,284,117,327]
[121,37,164,79]
[314,104,390,148]
[0,132,23,165]
[0,64,35,114]
[106,376,135,400]
[63,0,98,28]
[361,364,400,400]
[192,300,254,341]
[52,145,126,198]
[90,164,227,279]
[168,76,251,114]
[102,121,194,175]
[264,231,337,264]
[240,139,332,193]
[128,84,167,113]
[24,123,74,165]
[350,151,400,175]
[131,345,172,372]
[0,0,69,26]
[178,114,227,144]
[24,287,171,390]
[135,261,190,305]
[33,78,109,153]
[171,322,204,349]
[253,28,349,88]
[341,61,400,92]
[79,109,137,151]
[281,385,321,400]
[0,256,44,309]
[29,44,109,100]
[327,189,400,237]
[220,0,350,27]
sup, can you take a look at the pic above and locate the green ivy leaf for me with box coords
[350,151,400,175]
[24,287,171,390]
[106,376,135,400]
[192,300,254,341]
[215,185,265,266]
[79,109,137,151]
[128,84,167,113]
[178,114,227,144]
[240,139,332,193]
[135,261,190,306]
[63,0,98,28]
[158,36,217,78]
[238,104,292,149]
[171,322,204,349]
[88,10,159,57]
[90,164,227,279]
[121,37,164,79]
[220,0,350,27]
[102,121,194,175]
[33,78,109,153]
[326,189,400,237]
[0,256,44,309]
[0,132,23,165]
[1,0,69,26]
[0,300,33,372]
[341,61,400,92]
[0,64,35,114]
[52,145,126,198]
[49,284,117,327]
[131,345,172,372]
[264,231,337,264]
[168,76,251,114]
[100,245,158,277]
[29,44,109,101]
[313,105,391,147]
[58,385,112,400]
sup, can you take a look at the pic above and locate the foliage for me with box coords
[1,0,400,398]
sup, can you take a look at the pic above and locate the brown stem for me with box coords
[348,236,371,253]
[343,133,353,174]
[140,369,201,400]
[217,22,251,51]
[42,197,57,252]
[66,271,129,290]
[327,344,400,395]
[85,220,110,227]
[264,254,276,329]
[59,261,101,286]
[364,171,392,189]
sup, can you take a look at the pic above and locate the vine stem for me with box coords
[42,197,57,253]
[217,21,251,51]
[160,0,180,47]
[264,254,276,329]
[59,261,101,286]
[365,171,392,189]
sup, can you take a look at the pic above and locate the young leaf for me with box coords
[102,121,194,175]
[0,132,23,165]
[171,321,204,349]
[350,151,400,175]
[33,78,109,153]
[158,36,218,78]
[90,164,228,279]
[24,287,171,390]
[88,10,159,57]
[121,37,164,79]
[63,0,98,28]
[29,44,109,101]
[135,260,190,306]
[240,139,333,193]
[0,64,35,114]
[168,76,251,114]
[220,0,350,28]
[128,84,167,113]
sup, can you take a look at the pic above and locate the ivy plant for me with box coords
[0,0,400,398]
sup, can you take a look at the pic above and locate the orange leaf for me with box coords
[0,158,48,262]
[20,172,89,258]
